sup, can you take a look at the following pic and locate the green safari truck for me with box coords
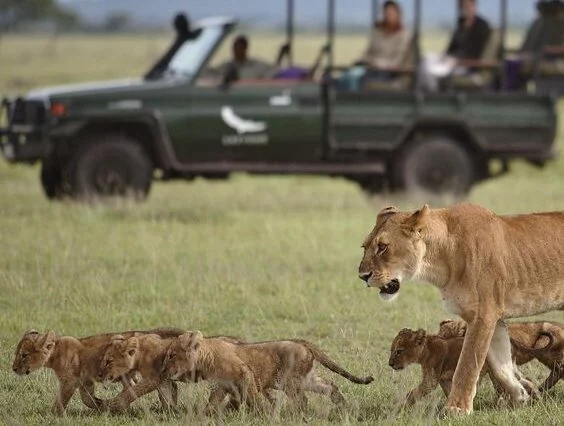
[0,8,558,200]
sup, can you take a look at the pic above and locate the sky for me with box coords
[58,0,540,29]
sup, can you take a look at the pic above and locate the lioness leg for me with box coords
[446,315,497,414]
[107,379,159,412]
[486,322,530,405]
[53,378,79,416]
[157,379,177,410]
[302,373,346,406]
[79,380,105,410]
[540,365,563,393]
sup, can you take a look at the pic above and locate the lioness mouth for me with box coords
[380,279,400,296]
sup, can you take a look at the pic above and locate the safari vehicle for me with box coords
[0,0,559,201]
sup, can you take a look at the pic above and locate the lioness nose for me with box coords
[359,271,372,282]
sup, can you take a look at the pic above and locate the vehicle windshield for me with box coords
[166,25,223,78]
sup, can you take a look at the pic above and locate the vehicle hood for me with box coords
[26,78,145,100]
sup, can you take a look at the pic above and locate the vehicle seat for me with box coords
[363,35,417,91]
[448,30,502,91]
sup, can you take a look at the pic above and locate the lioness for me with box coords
[358,203,564,414]
[11,327,184,415]
[163,332,374,413]
[440,319,564,392]
[99,333,247,412]
[389,328,481,405]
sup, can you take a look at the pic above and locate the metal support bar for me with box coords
[327,0,335,69]
[286,0,294,66]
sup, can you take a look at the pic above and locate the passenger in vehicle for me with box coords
[213,35,276,81]
[358,0,411,75]
[419,0,492,91]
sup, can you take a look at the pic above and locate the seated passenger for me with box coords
[420,0,492,91]
[359,1,411,75]
[213,35,276,81]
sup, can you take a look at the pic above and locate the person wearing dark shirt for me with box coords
[446,0,491,60]
[419,0,492,91]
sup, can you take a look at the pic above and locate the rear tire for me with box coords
[66,134,152,200]
[392,136,474,197]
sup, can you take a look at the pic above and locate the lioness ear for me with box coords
[376,206,399,225]
[40,331,57,352]
[403,204,430,234]
[125,337,139,357]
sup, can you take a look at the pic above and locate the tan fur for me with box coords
[99,334,246,412]
[440,319,564,392]
[389,328,487,405]
[358,203,564,413]
[163,332,374,413]
[11,327,185,415]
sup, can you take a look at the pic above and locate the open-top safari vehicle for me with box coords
[0,0,560,200]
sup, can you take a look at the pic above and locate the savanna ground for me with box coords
[1,29,564,425]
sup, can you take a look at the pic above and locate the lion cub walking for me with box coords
[388,328,482,405]
[11,328,184,415]
[163,332,374,413]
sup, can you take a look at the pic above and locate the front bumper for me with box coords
[1,98,49,162]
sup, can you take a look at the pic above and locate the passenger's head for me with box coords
[460,0,477,20]
[379,1,403,32]
[233,35,249,62]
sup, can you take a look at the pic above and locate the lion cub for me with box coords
[388,328,484,405]
[163,332,374,413]
[99,333,246,412]
[439,319,564,392]
[11,328,184,415]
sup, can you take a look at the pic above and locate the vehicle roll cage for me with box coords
[278,0,564,91]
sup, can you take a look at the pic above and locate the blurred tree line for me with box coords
[0,0,80,31]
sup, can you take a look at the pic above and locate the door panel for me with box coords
[167,83,323,163]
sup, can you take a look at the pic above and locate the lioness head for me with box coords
[358,205,430,300]
[163,331,203,381]
[12,330,56,375]
[388,328,426,370]
[99,335,139,382]
[438,319,467,339]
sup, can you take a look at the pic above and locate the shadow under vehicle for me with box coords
[0,0,560,200]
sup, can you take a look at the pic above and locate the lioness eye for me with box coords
[21,353,27,359]
[376,243,388,255]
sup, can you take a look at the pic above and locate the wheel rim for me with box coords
[412,160,462,193]
[91,161,131,196]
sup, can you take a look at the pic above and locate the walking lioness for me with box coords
[163,332,374,413]
[358,203,564,414]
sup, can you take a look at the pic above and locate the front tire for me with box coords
[66,134,152,200]
[392,136,475,197]
[40,160,63,200]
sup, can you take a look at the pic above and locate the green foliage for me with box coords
[0,0,79,31]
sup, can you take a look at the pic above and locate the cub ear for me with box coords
[125,337,139,357]
[24,329,39,337]
[40,331,57,352]
[376,206,398,225]
[402,204,430,234]
[179,331,203,351]
[415,329,426,345]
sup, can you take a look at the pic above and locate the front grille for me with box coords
[10,98,47,126]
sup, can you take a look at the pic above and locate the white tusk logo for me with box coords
[221,106,267,135]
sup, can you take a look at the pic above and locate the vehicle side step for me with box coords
[176,162,386,175]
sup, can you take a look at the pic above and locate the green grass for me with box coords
[1,33,564,424]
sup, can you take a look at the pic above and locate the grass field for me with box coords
[1,33,564,425]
